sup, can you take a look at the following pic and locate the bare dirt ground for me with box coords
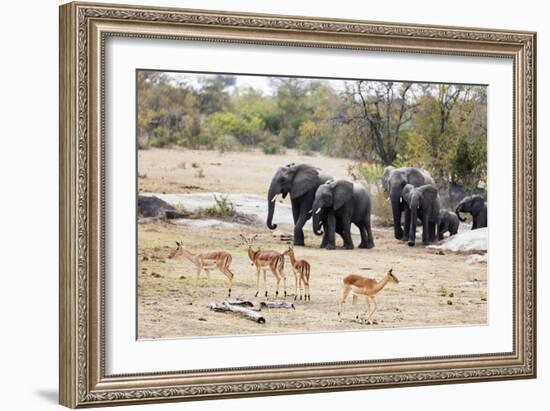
[137,148,487,340]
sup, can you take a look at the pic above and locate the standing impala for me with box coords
[283,246,311,301]
[169,241,235,296]
[240,234,286,298]
[337,268,399,324]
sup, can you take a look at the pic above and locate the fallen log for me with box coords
[260,301,295,310]
[209,301,266,324]
[223,299,254,307]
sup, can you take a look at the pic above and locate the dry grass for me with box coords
[137,148,487,340]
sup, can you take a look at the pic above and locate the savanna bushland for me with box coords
[136,72,487,339]
[138,72,487,200]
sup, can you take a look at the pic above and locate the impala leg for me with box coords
[273,269,282,298]
[254,266,260,298]
[364,296,371,324]
[196,266,201,280]
[263,269,268,297]
[367,297,377,325]
[220,266,234,297]
[352,294,360,321]
[204,268,211,280]
[337,285,351,319]
[294,271,299,300]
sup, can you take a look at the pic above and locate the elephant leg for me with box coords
[472,216,479,230]
[291,199,300,225]
[359,216,375,249]
[391,196,404,240]
[422,211,430,245]
[402,206,411,241]
[340,216,354,249]
[429,221,436,242]
[320,230,329,248]
[293,208,310,247]
[358,223,368,248]
[325,212,337,250]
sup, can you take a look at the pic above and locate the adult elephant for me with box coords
[455,195,487,229]
[266,163,332,246]
[437,210,460,240]
[381,166,435,241]
[311,180,374,250]
[401,184,440,246]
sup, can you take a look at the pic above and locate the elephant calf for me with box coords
[311,180,374,250]
[401,184,440,246]
[437,210,460,240]
[455,195,487,229]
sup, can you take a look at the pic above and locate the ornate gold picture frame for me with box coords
[59,1,536,408]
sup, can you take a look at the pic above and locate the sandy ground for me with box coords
[137,148,487,340]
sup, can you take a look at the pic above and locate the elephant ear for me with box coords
[401,184,414,205]
[290,164,319,199]
[333,180,354,210]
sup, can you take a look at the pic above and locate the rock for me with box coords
[447,300,453,305]
[137,195,188,219]
[179,275,186,280]
[449,292,454,298]
[428,227,488,253]
[198,317,207,321]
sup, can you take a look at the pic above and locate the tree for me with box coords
[198,75,236,115]
[341,81,415,164]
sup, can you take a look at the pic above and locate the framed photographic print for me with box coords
[59,1,537,408]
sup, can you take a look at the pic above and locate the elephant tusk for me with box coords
[271,194,279,203]
[315,208,321,215]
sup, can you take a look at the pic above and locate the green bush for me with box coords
[215,134,242,153]
[197,195,236,219]
[347,162,384,186]
[260,133,286,155]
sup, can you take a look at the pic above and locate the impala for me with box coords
[282,246,311,301]
[240,234,286,298]
[337,268,399,324]
[169,241,235,296]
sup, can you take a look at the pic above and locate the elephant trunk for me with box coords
[312,210,324,236]
[390,189,404,240]
[266,186,278,230]
[455,205,467,222]
[408,198,418,246]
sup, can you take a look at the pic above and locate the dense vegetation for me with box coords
[137,71,487,192]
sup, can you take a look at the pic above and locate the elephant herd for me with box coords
[266,163,487,249]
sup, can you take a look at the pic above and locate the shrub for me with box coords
[215,134,241,153]
[370,185,394,227]
[260,133,285,155]
[198,195,236,219]
[194,167,205,178]
[347,162,384,186]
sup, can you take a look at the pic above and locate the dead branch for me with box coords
[209,301,266,323]
[259,301,296,310]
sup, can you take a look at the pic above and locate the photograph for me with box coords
[136,70,489,339]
